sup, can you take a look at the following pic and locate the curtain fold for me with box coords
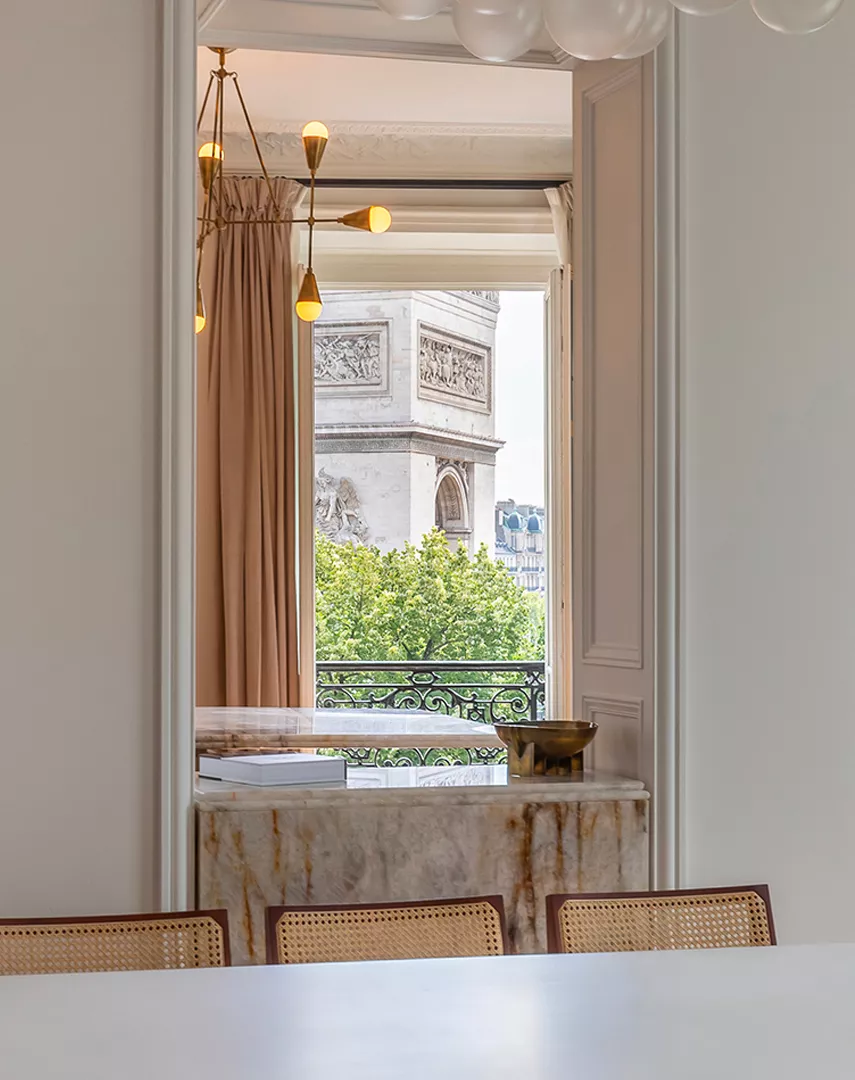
[546,181,574,267]
[196,176,308,707]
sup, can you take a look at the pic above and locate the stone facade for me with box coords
[314,291,503,554]
[495,499,546,595]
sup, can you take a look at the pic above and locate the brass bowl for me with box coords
[493,720,598,777]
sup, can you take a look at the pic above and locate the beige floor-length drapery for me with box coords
[546,181,573,266]
[196,176,311,707]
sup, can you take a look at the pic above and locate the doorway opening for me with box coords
[313,287,547,765]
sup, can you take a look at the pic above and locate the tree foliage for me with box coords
[315,528,544,662]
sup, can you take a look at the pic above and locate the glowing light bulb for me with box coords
[295,269,323,323]
[301,121,329,141]
[368,206,392,234]
[301,121,329,173]
[198,142,224,193]
[195,284,206,335]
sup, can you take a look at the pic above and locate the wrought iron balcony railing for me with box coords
[315,660,545,767]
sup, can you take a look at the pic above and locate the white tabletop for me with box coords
[4,944,855,1078]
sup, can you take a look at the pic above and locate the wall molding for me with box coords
[582,695,645,777]
[654,24,684,891]
[159,0,197,910]
[578,62,646,675]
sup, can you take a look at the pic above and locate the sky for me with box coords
[493,290,546,507]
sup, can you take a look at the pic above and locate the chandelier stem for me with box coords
[216,69,226,235]
[197,70,215,133]
[307,167,317,269]
[232,74,281,222]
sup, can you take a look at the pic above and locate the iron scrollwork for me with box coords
[316,660,545,768]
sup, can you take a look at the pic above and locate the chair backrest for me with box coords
[266,896,508,964]
[546,886,775,954]
[0,910,230,975]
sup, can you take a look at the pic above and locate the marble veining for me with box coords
[196,707,503,751]
[197,770,648,964]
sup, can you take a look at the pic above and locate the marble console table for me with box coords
[196,707,504,757]
[196,766,649,964]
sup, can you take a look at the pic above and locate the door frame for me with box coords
[157,0,684,907]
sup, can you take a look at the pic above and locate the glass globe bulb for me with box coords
[301,121,329,141]
[369,206,393,233]
[195,284,206,335]
[197,141,224,160]
[296,270,323,323]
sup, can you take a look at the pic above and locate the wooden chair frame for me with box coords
[0,909,231,975]
[266,895,509,965]
[546,886,776,954]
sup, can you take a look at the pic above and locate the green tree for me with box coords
[316,528,544,662]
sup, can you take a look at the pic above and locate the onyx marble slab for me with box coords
[196,767,649,964]
[196,707,504,754]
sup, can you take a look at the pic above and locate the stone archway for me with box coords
[434,465,471,552]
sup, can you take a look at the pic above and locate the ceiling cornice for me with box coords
[218,119,571,139]
[214,128,572,181]
[198,27,574,70]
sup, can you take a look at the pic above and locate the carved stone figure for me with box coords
[419,331,489,407]
[315,331,382,385]
[315,468,369,545]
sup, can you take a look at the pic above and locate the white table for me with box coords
[4,944,855,1078]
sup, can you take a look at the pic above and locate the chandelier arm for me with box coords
[195,76,220,275]
[216,71,226,233]
[307,167,316,271]
[196,71,216,134]
[230,74,282,223]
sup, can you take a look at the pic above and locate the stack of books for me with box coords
[198,753,346,787]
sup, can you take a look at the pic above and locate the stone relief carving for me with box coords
[462,290,500,305]
[315,468,369,546]
[314,322,389,396]
[436,458,470,492]
[315,331,381,385]
[418,326,491,412]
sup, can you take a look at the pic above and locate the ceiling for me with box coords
[198,0,572,70]
[196,47,572,184]
[196,7,568,269]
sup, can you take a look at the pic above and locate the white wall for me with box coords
[0,2,160,915]
[681,5,855,942]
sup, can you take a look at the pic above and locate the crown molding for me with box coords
[217,119,571,139]
[215,129,572,181]
[199,27,575,71]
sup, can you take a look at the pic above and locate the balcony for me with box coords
[315,659,545,766]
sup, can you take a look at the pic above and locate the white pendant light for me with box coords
[544,0,644,59]
[614,0,672,55]
[750,0,843,32]
[452,0,543,62]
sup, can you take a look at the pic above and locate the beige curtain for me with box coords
[546,181,573,266]
[196,176,309,707]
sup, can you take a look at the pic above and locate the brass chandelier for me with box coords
[196,48,392,333]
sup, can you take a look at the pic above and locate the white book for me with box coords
[199,754,346,787]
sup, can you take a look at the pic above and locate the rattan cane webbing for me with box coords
[552,890,774,954]
[0,913,229,976]
[270,900,506,964]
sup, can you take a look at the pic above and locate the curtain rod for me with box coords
[293,178,566,191]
